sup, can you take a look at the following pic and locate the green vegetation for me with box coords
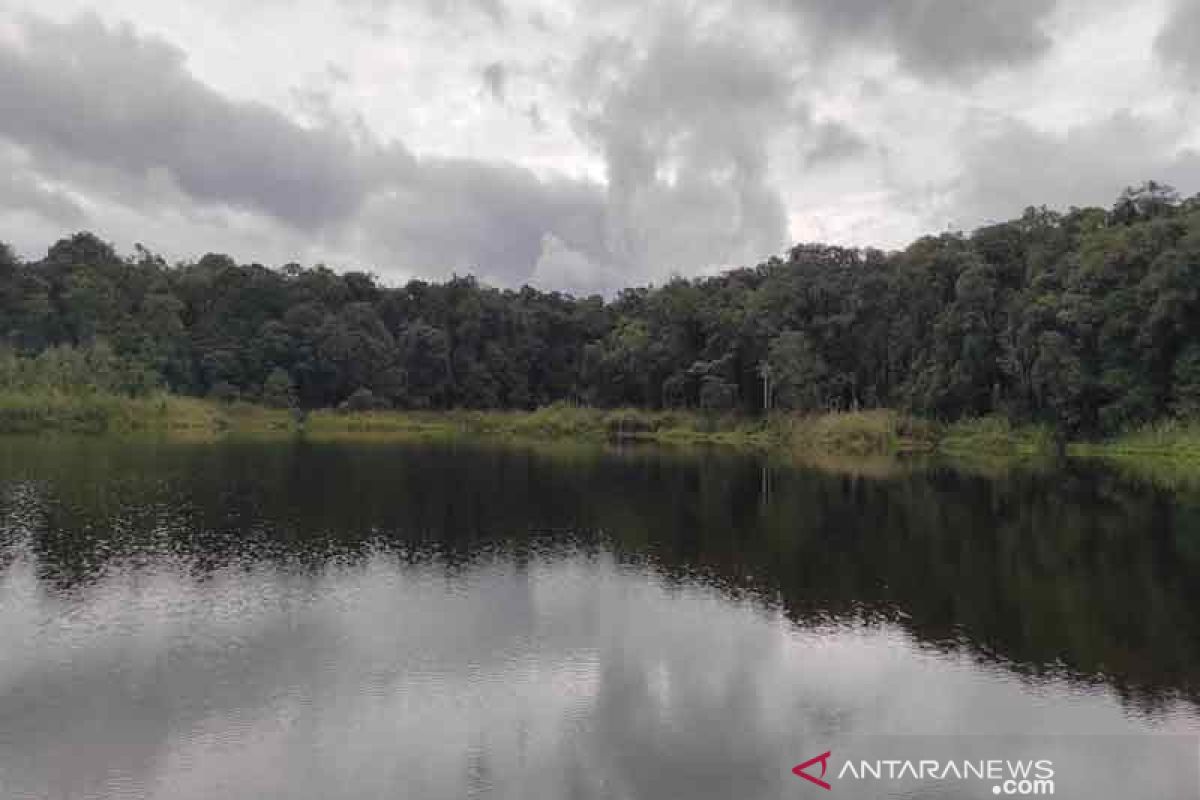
[939,415,1059,457]
[1073,419,1200,460]
[1067,420,1200,488]
[0,343,293,435]
[787,409,937,455]
[10,375,1200,469]
[235,402,782,446]
[6,182,1200,452]
[0,392,293,436]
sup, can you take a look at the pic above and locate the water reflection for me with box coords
[0,438,1198,799]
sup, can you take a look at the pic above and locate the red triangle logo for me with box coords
[793,751,832,791]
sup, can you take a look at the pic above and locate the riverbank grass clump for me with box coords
[0,392,295,436]
[939,415,1058,457]
[1076,419,1200,460]
[304,402,782,446]
[788,409,938,456]
[0,391,149,434]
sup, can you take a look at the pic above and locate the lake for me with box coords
[1,437,1198,799]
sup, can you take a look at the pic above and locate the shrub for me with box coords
[341,387,390,412]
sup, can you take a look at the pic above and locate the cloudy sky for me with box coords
[0,0,1198,292]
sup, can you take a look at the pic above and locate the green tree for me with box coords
[766,331,828,411]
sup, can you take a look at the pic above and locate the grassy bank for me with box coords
[786,409,939,455]
[783,410,1058,459]
[303,403,785,446]
[1069,419,1200,461]
[938,415,1059,457]
[1063,420,1200,488]
[10,392,1200,466]
[0,393,1058,460]
[0,392,293,436]
[0,393,778,445]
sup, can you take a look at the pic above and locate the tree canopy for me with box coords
[4,182,1200,435]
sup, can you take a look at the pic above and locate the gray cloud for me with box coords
[0,12,616,290]
[530,233,616,296]
[355,157,612,285]
[430,0,507,26]
[572,19,792,280]
[0,0,1184,292]
[343,0,506,31]
[951,111,1200,225]
[805,121,868,167]
[1,11,795,294]
[481,61,507,102]
[0,10,801,292]
[775,0,1057,81]
[1156,0,1200,82]
[526,103,546,133]
[0,13,381,228]
[0,148,86,226]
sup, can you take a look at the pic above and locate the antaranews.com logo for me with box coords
[787,735,1200,799]
[793,750,1054,795]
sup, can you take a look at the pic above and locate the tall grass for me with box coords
[939,415,1058,457]
[0,391,295,436]
[1086,418,1200,459]
[304,402,782,446]
[788,409,938,456]
[0,391,144,434]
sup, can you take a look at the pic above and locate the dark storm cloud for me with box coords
[774,0,1058,81]
[572,19,791,278]
[1156,0,1200,82]
[0,13,378,228]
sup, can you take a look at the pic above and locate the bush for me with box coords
[699,377,737,413]
[790,409,931,455]
[208,381,240,403]
[0,342,159,396]
[261,367,298,409]
[341,387,390,412]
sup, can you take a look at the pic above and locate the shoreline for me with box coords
[6,392,1200,466]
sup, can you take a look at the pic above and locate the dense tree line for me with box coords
[3,182,1200,434]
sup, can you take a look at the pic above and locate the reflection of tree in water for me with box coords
[1,437,1199,711]
[0,479,49,574]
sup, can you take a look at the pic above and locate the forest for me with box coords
[3,181,1200,436]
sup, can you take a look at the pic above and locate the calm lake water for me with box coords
[1,437,1199,799]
